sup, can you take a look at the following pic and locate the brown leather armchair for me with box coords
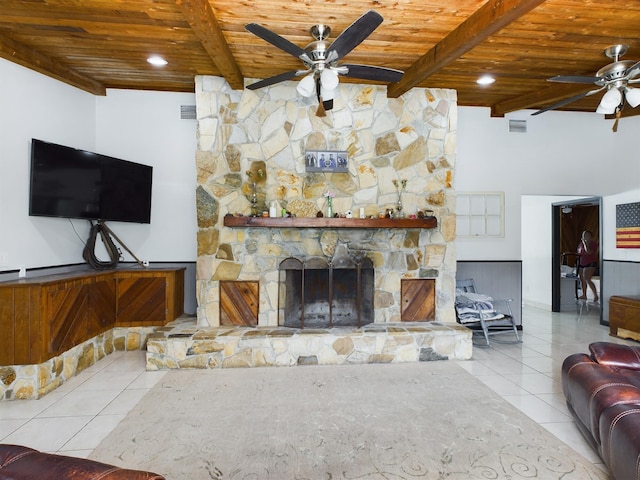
[0,444,164,480]
[562,342,640,479]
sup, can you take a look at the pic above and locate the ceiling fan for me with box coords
[245,10,403,116]
[532,44,640,131]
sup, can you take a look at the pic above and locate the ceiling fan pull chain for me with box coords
[612,110,621,132]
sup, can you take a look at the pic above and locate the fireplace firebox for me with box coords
[278,249,374,329]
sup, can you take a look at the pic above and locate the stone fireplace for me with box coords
[194,76,457,328]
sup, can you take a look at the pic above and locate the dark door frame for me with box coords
[551,197,603,323]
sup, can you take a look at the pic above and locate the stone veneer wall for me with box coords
[0,326,156,401]
[195,76,457,327]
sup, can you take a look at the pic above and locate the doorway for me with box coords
[551,197,602,322]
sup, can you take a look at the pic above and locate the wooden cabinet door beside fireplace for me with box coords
[220,281,259,326]
[401,279,435,321]
[116,269,185,327]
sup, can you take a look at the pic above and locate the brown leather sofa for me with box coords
[0,444,164,479]
[562,342,640,480]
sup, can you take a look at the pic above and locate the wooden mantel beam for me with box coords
[387,0,547,99]
[0,32,106,96]
[176,0,244,90]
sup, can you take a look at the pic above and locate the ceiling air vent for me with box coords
[180,105,196,120]
[508,119,527,133]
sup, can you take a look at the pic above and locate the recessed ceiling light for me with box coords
[476,75,495,86]
[147,56,168,67]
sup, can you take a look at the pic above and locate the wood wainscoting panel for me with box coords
[220,281,259,326]
[401,279,435,321]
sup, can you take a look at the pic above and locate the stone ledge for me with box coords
[146,317,472,370]
[1,326,157,402]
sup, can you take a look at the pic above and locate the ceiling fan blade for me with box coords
[246,70,302,90]
[531,87,605,116]
[341,64,403,83]
[547,75,601,85]
[623,60,640,79]
[326,10,383,61]
[245,23,312,63]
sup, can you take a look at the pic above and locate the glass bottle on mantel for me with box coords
[327,197,333,218]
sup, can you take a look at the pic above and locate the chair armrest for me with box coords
[488,298,514,316]
[590,342,640,370]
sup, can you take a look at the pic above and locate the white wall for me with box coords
[0,59,197,272]
[1,59,96,271]
[456,106,640,261]
[95,90,197,262]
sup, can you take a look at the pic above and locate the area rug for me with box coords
[90,362,607,480]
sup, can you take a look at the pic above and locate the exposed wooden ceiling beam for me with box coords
[491,84,594,117]
[176,0,244,90]
[387,0,547,99]
[0,32,106,96]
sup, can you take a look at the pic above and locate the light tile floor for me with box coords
[0,304,630,475]
[457,302,631,476]
[0,350,168,459]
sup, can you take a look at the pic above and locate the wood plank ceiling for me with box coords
[1,0,639,117]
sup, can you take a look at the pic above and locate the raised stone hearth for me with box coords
[146,317,472,370]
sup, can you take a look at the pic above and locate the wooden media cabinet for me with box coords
[0,268,184,366]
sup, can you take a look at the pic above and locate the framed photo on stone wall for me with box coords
[305,150,348,173]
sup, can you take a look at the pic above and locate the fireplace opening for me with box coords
[278,250,374,329]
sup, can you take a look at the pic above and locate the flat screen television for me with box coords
[29,139,153,224]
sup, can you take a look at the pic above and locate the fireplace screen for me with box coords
[278,253,374,329]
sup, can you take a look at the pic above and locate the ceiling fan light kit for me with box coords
[595,103,615,115]
[320,68,339,91]
[625,87,640,108]
[320,86,335,102]
[296,74,316,97]
[245,10,403,114]
[599,87,622,110]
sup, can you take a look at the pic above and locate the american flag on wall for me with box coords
[616,202,640,248]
